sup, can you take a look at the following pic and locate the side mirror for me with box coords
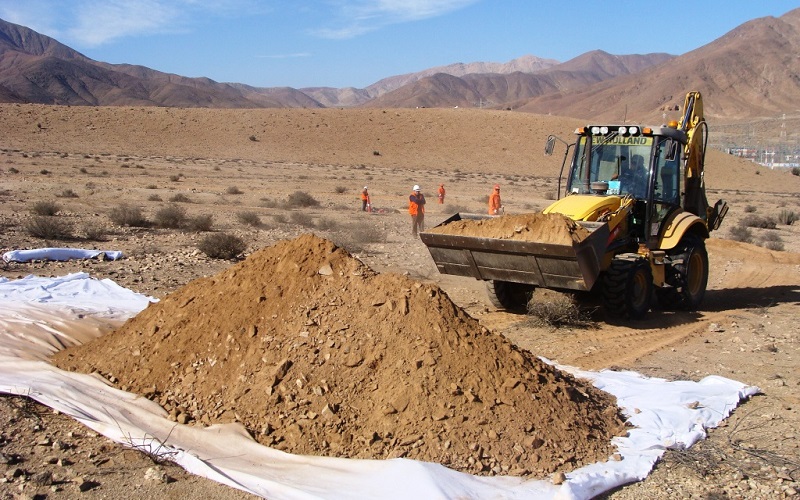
[545,135,556,156]
[665,139,679,161]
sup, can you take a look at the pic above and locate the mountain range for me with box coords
[0,8,799,122]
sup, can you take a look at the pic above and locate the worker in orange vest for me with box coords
[409,184,426,237]
[437,184,445,204]
[488,184,503,215]
[361,186,371,212]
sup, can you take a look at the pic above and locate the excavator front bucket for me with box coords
[420,213,609,292]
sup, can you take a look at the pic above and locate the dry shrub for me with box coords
[109,204,149,227]
[57,189,79,198]
[290,212,315,227]
[741,214,777,229]
[147,194,162,202]
[186,214,214,232]
[776,209,797,226]
[31,200,60,216]
[198,233,246,259]
[24,216,74,240]
[526,289,594,328]
[169,193,192,203]
[226,186,244,195]
[334,186,348,194]
[331,223,387,253]
[315,218,338,231]
[82,223,109,241]
[728,225,753,244]
[153,204,187,229]
[272,214,288,224]
[260,198,278,208]
[758,232,784,251]
[287,190,319,208]
[544,191,557,200]
[236,211,261,227]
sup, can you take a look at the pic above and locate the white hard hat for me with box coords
[364,186,368,189]
[413,185,420,191]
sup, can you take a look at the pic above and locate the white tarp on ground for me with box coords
[2,248,124,263]
[0,273,758,500]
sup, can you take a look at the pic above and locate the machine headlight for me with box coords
[591,126,600,135]
[628,126,639,135]
[619,126,627,135]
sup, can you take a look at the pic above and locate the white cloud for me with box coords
[314,0,479,39]
[68,0,184,46]
[0,0,267,47]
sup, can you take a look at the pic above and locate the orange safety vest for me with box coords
[488,191,501,214]
[409,192,425,215]
[361,190,370,202]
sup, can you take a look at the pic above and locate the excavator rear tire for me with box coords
[602,256,653,320]
[486,280,535,312]
[656,236,709,310]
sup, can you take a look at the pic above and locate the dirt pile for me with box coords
[427,213,590,245]
[52,233,625,477]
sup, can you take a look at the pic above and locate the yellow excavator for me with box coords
[420,91,728,319]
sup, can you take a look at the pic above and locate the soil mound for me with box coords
[427,213,590,245]
[52,233,625,477]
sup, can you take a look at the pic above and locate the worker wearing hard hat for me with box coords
[409,184,426,237]
[437,184,445,204]
[488,184,503,215]
[361,186,371,212]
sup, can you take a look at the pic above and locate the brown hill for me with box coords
[516,8,800,122]
[364,52,671,109]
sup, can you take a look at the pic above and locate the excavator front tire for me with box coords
[486,280,535,312]
[656,236,709,310]
[602,255,653,320]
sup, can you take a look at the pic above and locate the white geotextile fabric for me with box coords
[2,248,124,263]
[0,273,759,499]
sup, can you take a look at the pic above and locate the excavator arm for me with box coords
[679,91,727,231]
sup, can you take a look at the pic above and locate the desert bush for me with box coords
[290,212,315,227]
[757,231,784,250]
[334,186,348,194]
[82,223,109,241]
[331,223,387,253]
[287,190,319,208]
[236,211,261,227]
[249,135,257,142]
[544,191,557,200]
[260,198,278,208]
[109,204,149,227]
[792,167,800,176]
[728,224,753,244]
[147,194,163,202]
[198,233,246,259]
[57,189,79,198]
[226,186,243,195]
[31,200,60,216]
[8,167,19,174]
[743,204,757,213]
[741,214,777,229]
[315,217,338,231]
[153,204,187,229]
[776,209,797,226]
[169,193,192,203]
[39,169,50,175]
[169,174,180,182]
[24,216,74,240]
[186,214,214,232]
[526,290,594,328]
[272,214,288,224]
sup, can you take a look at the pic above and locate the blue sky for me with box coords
[0,1,797,89]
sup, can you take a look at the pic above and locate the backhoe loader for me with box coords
[420,91,728,319]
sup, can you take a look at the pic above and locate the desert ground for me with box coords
[0,104,798,498]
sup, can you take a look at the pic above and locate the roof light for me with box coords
[628,126,639,135]
[600,126,609,134]
[619,126,627,135]
[590,126,600,135]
